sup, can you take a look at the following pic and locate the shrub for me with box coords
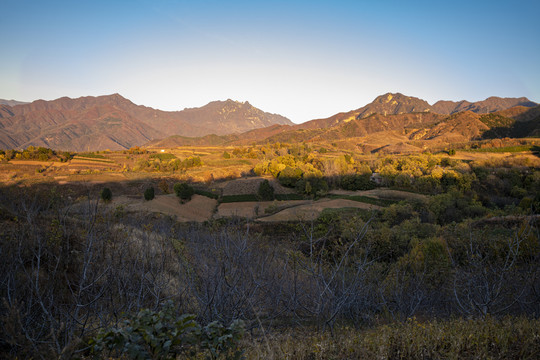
[90,301,244,360]
[257,179,275,201]
[278,166,303,187]
[100,187,112,202]
[340,174,376,191]
[144,187,155,201]
[295,177,328,197]
[158,179,170,194]
[174,182,194,201]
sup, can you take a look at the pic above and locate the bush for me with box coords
[101,187,112,202]
[258,179,275,201]
[144,187,155,201]
[295,177,328,197]
[158,179,170,194]
[340,174,376,191]
[278,166,303,187]
[174,182,194,201]
[90,301,245,360]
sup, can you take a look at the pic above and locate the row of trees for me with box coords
[0,146,73,162]
[133,155,202,172]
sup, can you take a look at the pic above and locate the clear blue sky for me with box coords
[1,0,539,123]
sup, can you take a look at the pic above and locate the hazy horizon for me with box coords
[2,0,539,123]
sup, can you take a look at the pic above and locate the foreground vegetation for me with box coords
[0,140,539,358]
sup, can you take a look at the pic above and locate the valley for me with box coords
[1,94,539,359]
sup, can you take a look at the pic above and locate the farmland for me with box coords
[0,141,539,359]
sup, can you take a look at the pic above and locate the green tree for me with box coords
[257,179,275,201]
[101,187,112,202]
[174,182,195,202]
[278,166,303,187]
[144,187,155,201]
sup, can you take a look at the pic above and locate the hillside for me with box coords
[289,93,537,132]
[149,106,539,153]
[0,95,293,151]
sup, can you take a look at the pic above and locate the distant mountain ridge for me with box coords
[292,93,537,131]
[354,93,537,118]
[0,94,293,151]
[0,99,29,106]
[432,96,537,114]
[149,93,539,153]
[1,92,537,151]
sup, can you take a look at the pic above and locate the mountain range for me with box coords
[0,93,538,152]
[0,95,292,151]
[149,93,540,152]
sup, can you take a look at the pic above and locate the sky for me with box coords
[1,0,539,123]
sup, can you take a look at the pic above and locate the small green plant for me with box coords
[257,179,275,201]
[101,187,112,202]
[89,301,245,360]
[174,182,195,202]
[144,187,155,201]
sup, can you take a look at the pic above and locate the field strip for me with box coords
[110,194,217,222]
[329,188,427,201]
[216,200,310,219]
[257,199,381,222]
[8,160,69,167]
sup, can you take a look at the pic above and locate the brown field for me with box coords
[217,177,295,196]
[329,188,428,201]
[258,199,382,222]
[3,143,537,223]
[216,200,310,219]
[110,194,217,222]
[9,160,70,167]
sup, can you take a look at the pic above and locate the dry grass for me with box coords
[243,316,540,360]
